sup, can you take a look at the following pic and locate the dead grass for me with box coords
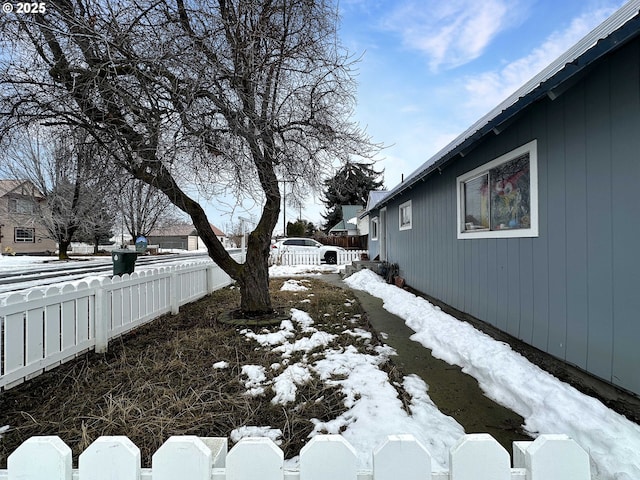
[0,277,405,467]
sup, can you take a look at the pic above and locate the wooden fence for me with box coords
[0,433,590,480]
[320,234,368,250]
[0,255,243,391]
[276,250,368,266]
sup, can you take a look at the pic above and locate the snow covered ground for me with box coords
[228,280,463,472]
[0,254,97,273]
[2,255,638,479]
[267,265,640,479]
[342,269,640,480]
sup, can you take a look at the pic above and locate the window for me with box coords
[15,228,35,243]
[284,239,304,246]
[457,140,538,239]
[8,197,36,214]
[399,201,412,231]
[371,217,379,240]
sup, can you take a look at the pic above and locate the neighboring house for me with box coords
[364,4,640,396]
[359,191,389,240]
[0,180,57,255]
[147,223,227,250]
[328,205,363,236]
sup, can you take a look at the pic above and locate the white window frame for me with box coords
[399,200,412,231]
[15,227,35,243]
[370,216,379,240]
[456,140,538,239]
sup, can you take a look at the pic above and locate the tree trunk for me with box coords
[136,163,281,317]
[58,240,71,260]
[236,224,274,314]
[238,263,272,314]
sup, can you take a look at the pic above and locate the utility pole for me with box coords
[238,215,256,261]
[278,179,293,236]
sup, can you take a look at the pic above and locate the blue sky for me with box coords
[206,0,626,234]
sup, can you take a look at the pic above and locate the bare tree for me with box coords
[116,178,184,241]
[76,197,117,254]
[0,0,376,314]
[1,127,113,259]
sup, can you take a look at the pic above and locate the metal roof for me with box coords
[329,205,363,232]
[369,0,640,212]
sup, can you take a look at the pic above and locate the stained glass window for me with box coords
[490,154,530,230]
[457,140,537,239]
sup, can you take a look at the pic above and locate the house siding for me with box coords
[368,36,640,395]
[0,193,57,255]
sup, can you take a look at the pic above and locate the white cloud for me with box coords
[383,0,515,71]
[463,6,618,112]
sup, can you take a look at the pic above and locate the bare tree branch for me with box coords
[0,0,378,314]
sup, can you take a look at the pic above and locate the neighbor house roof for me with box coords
[148,224,196,237]
[0,179,44,199]
[329,205,363,233]
[367,1,640,213]
[148,223,226,237]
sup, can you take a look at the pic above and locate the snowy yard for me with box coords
[270,265,640,479]
[0,256,638,479]
[342,269,640,480]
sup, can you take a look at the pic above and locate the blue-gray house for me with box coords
[364,2,640,396]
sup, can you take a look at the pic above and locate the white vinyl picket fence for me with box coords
[276,249,367,266]
[0,433,590,480]
[0,255,243,391]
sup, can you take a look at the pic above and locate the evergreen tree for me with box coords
[321,161,384,232]
[286,219,317,237]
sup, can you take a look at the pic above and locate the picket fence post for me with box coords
[170,266,180,315]
[152,436,212,480]
[373,434,431,480]
[7,436,72,480]
[449,434,510,480]
[227,437,283,480]
[206,264,215,295]
[79,436,140,480]
[525,434,591,480]
[300,435,358,480]
[92,278,109,354]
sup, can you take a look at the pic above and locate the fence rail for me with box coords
[0,433,590,480]
[276,250,368,266]
[0,255,243,391]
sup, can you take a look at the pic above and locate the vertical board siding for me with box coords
[518,239,534,344]
[375,37,640,395]
[546,98,568,360]
[584,55,614,382]
[563,84,589,370]
[609,39,640,394]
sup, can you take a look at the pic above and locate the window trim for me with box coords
[370,216,379,240]
[399,200,412,231]
[456,140,538,239]
[15,227,35,243]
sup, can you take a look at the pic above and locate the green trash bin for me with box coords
[112,249,138,276]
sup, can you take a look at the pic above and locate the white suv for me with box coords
[271,238,344,264]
